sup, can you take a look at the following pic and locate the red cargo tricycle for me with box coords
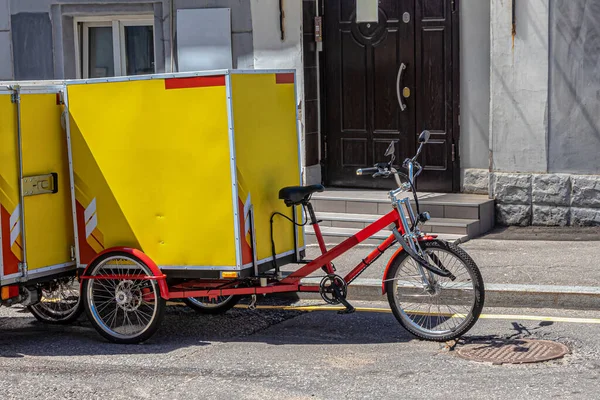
[80,131,485,343]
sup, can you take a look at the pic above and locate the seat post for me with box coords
[304,202,334,274]
[305,202,319,225]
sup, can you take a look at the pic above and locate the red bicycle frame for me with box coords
[165,208,414,299]
[81,206,435,300]
[281,209,400,285]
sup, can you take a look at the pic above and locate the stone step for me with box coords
[315,212,481,237]
[305,226,469,246]
[311,189,495,236]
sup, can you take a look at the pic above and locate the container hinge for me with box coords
[451,0,457,13]
[452,143,456,162]
[70,245,76,261]
[9,85,20,103]
[18,262,27,280]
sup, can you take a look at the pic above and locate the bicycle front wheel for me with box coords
[385,240,484,342]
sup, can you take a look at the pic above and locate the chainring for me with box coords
[319,275,348,305]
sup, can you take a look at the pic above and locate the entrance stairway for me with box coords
[306,189,495,245]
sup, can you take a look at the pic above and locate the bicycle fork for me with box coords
[391,197,456,282]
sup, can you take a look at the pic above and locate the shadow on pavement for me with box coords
[0,299,421,357]
[1,298,560,358]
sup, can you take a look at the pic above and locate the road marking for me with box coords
[230,304,600,324]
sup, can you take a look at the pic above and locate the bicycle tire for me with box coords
[82,251,166,344]
[385,239,484,342]
[184,295,240,315]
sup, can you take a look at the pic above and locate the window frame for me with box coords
[74,15,155,79]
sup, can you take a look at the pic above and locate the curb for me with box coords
[293,278,600,310]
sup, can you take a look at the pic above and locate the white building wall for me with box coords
[250,0,306,180]
[489,0,549,174]
[459,0,490,171]
[486,0,600,226]
[0,0,12,80]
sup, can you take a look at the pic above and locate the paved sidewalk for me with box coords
[281,227,600,309]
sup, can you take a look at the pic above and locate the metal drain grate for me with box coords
[456,339,569,365]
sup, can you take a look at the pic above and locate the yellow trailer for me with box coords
[0,70,304,337]
[66,70,303,275]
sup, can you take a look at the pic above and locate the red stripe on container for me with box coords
[165,75,226,90]
[276,73,295,84]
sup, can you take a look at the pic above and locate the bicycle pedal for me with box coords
[338,306,355,315]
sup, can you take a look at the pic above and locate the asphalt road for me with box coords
[2,301,600,399]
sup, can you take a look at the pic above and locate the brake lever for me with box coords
[413,162,423,177]
[373,171,392,179]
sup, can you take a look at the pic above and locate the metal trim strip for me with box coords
[29,262,76,274]
[14,88,28,280]
[0,70,231,87]
[1,69,299,88]
[62,88,82,269]
[1,263,76,285]
[293,70,306,259]
[225,74,243,270]
[229,69,296,75]
[242,247,307,269]
[159,265,240,271]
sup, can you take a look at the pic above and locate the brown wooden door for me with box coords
[323,0,458,192]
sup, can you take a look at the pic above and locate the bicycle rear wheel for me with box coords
[184,295,240,314]
[28,276,83,324]
[385,240,484,342]
[82,252,165,344]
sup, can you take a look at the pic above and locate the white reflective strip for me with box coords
[85,212,98,239]
[243,193,252,236]
[10,219,20,246]
[84,197,96,223]
[9,203,20,230]
[243,192,251,217]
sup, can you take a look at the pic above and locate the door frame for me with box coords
[318,0,461,193]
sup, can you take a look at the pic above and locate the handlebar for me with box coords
[357,163,390,176]
[356,167,379,176]
[355,130,430,188]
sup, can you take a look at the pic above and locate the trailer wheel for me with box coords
[28,276,83,324]
[82,252,165,344]
[184,295,240,314]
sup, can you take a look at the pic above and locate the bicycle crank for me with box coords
[319,275,355,314]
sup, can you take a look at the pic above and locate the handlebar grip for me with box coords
[356,167,379,176]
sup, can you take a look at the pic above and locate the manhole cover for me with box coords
[456,339,569,365]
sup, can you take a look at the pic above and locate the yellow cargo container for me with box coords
[0,70,303,313]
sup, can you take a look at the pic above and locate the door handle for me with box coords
[396,63,407,112]
[22,173,58,196]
